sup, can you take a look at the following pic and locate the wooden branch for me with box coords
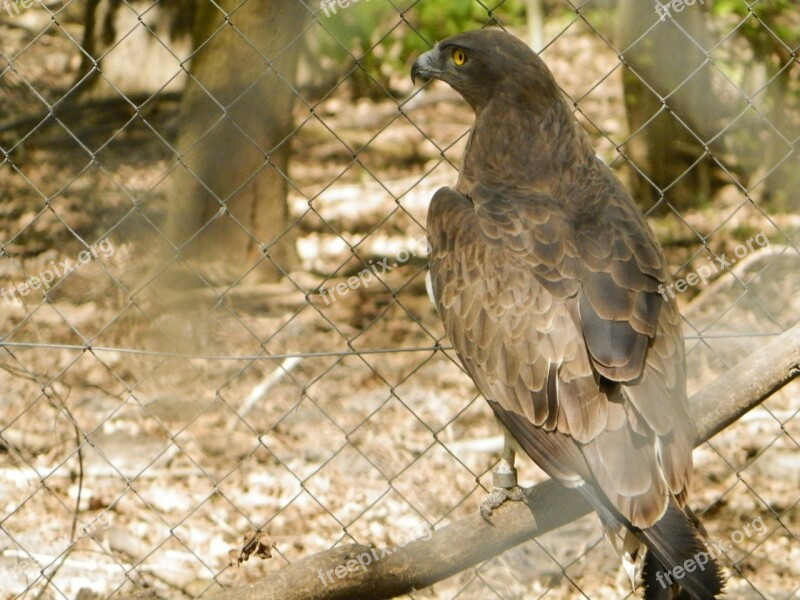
[691,324,800,444]
[209,324,800,600]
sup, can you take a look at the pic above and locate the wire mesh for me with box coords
[0,1,798,599]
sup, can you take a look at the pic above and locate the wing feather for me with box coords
[427,182,692,528]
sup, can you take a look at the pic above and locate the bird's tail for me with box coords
[486,401,723,597]
[637,500,724,599]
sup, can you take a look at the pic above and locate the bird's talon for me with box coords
[480,485,525,523]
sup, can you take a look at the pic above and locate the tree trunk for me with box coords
[617,0,733,213]
[164,0,310,284]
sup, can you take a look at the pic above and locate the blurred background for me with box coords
[0,0,798,598]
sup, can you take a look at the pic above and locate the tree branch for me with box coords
[209,324,800,600]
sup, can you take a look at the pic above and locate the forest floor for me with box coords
[1,9,799,600]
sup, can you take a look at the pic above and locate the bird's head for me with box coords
[410,29,559,112]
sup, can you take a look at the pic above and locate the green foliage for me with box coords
[710,0,800,73]
[315,0,528,97]
[404,0,513,54]
[713,0,799,213]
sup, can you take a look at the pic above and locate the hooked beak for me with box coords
[411,45,440,84]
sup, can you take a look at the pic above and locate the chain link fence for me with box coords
[1,0,798,598]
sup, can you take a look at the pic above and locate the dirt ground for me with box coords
[1,8,799,600]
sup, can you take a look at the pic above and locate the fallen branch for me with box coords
[208,324,800,600]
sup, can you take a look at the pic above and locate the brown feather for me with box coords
[418,27,721,599]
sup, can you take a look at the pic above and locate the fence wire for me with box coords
[0,1,798,599]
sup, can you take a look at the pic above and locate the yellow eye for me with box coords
[452,49,467,66]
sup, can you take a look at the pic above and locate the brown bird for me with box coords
[412,29,723,599]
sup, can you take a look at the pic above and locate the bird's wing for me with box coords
[427,182,692,527]
[573,178,693,511]
[574,175,670,382]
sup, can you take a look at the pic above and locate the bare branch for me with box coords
[208,324,800,600]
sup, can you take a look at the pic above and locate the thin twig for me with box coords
[227,356,302,431]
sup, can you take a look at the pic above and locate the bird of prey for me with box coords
[412,29,724,599]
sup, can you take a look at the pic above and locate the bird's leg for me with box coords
[480,439,526,522]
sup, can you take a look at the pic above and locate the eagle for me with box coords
[412,29,724,599]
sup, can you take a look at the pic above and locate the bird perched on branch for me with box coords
[412,29,723,599]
